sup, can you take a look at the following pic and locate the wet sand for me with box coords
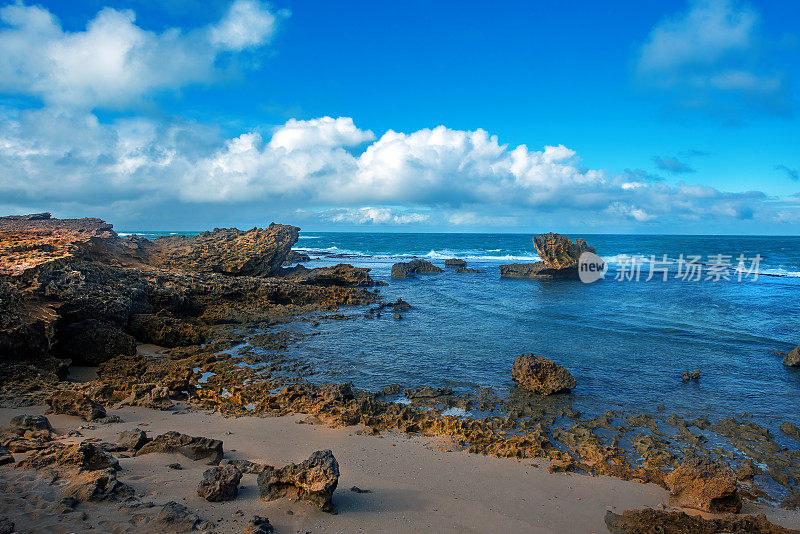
[2,405,800,533]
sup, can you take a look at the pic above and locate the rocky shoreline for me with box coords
[1,214,800,533]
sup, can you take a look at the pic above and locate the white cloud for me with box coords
[0,0,286,108]
[635,0,790,115]
[269,117,375,152]
[320,207,430,225]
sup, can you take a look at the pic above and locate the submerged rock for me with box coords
[444,258,467,268]
[500,233,597,279]
[197,464,242,502]
[0,445,12,466]
[46,390,106,421]
[136,431,223,465]
[390,259,444,279]
[664,452,741,513]
[389,298,412,312]
[511,354,576,395]
[454,267,486,273]
[784,345,800,367]
[257,449,339,513]
[605,509,798,534]
[681,369,701,381]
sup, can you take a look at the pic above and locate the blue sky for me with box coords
[0,0,798,233]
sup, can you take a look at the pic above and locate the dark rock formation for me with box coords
[197,464,243,502]
[444,258,467,268]
[681,369,701,381]
[390,259,444,279]
[454,267,485,273]
[152,501,212,533]
[605,508,798,534]
[0,445,12,465]
[784,345,800,367]
[148,223,299,277]
[500,233,597,279]
[129,314,204,347]
[282,250,312,266]
[511,354,576,395]
[9,414,52,434]
[389,298,412,312]
[136,431,223,464]
[283,263,382,287]
[257,449,340,513]
[46,390,106,421]
[244,516,274,534]
[664,452,741,513]
[781,422,800,442]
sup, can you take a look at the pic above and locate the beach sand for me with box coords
[2,405,800,533]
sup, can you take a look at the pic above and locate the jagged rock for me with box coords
[511,354,576,395]
[780,422,800,442]
[118,428,149,451]
[282,250,312,266]
[664,452,741,513]
[197,465,243,502]
[404,387,453,399]
[244,516,274,534]
[389,298,412,312]
[9,414,52,434]
[257,450,339,513]
[283,263,382,287]
[114,383,172,410]
[454,267,485,273]
[500,233,597,279]
[136,431,223,465]
[55,319,137,365]
[98,354,194,395]
[148,223,299,277]
[444,258,467,268]
[0,445,12,465]
[129,314,205,347]
[19,441,119,472]
[390,259,444,279]
[681,369,701,381]
[219,458,266,474]
[605,508,799,534]
[151,501,212,533]
[784,345,800,367]
[64,468,133,503]
[46,390,106,421]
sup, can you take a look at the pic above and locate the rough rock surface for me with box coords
[46,390,106,421]
[282,263,382,287]
[664,452,741,513]
[257,449,339,513]
[454,267,486,273]
[784,345,800,367]
[511,354,576,395]
[148,224,299,277]
[117,428,149,451]
[244,516,274,534]
[390,259,444,279]
[9,414,52,434]
[500,233,597,279]
[197,464,243,502]
[444,258,467,268]
[0,445,12,465]
[19,441,119,472]
[152,501,212,533]
[605,508,799,534]
[136,431,223,464]
[282,250,312,266]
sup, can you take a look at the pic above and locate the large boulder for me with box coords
[135,431,223,465]
[500,233,598,279]
[664,452,741,513]
[390,259,444,279]
[605,509,798,534]
[148,223,299,277]
[197,464,242,502]
[257,449,339,513]
[46,390,106,421]
[511,354,576,395]
[19,441,119,472]
[784,345,800,367]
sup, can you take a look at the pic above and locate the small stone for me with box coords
[168,462,183,470]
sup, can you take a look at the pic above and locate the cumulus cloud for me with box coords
[635,0,792,116]
[0,0,287,108]
[319,207,430,225]
[652,156,695,174]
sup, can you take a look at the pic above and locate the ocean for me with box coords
[122,231,800,438]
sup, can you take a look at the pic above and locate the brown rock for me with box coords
[444,258,467,268]
[511,354,576,395]
[780,422,800,442]
[664,453,741,513]
[64,468,132,503]
[784,345,800,367]
[282,263,381,287]
[244,516,274,534]
[9,414,52,434]
[46,390,106,421]
[19,441,119,472]
[136,431,223,465]
[118,428,149,451]
[605,508,799,534]
[129,313,205,347]
[500,233,597,279]
[197,465,243,502]
[390,259,444,279]
[257,450,339,513]
[151,501,212,533]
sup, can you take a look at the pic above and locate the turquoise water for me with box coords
[123,230,800,432]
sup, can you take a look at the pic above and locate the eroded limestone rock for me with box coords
[257,450,339,513]
[511,354,576,395]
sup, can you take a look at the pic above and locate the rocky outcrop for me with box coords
[500,233,597,279]
[282,250,312,266]
[257,449,340,513]
[605,509,799,534]
[129,314,205,347]
[46,390,106,421]
[152,501,212,533]
[20,441,119,472]
[148,224,298,277]
[664,452,741,513]
[136,431,223,465]
[444,258,467,268]
[390,259,444,279]
[197,464,243,502]
[117,428,149,451]
[781,422,800,442]
[0,445,12,465]
[454,267,485,273]
[784,345,800,367]
[511,355,576,395]
[282,263,382,287]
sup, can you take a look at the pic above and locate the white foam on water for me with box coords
[441,407,470,417]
